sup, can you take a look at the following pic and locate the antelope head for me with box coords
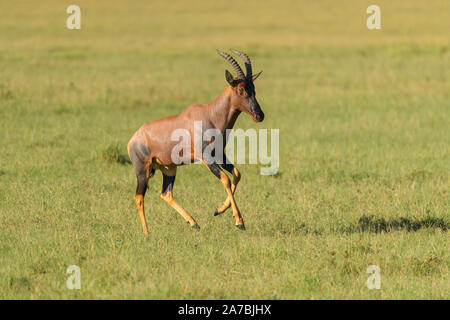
[217,49,264,122]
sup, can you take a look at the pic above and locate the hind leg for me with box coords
[129,142,152,235]
[134,166,150,235]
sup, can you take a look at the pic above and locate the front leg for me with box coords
[215,155,240,216]
[201,157,245,230]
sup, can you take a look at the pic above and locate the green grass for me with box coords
[0,0,449,299]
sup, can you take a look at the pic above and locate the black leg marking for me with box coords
[203,154,223,179]
[136,172,148,197]
[221,162,234,174]
[208,163,222,179]
[162,174,176,196]
[130,142,152,197]
[219,153,234,174]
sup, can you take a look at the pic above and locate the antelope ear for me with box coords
[252,71,263,81]
[225,70,236,86]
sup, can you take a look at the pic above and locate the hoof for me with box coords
[236,224,246,231]
[191,223,200,230]
[214,209,219,216]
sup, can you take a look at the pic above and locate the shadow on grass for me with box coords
[344,215,448,234]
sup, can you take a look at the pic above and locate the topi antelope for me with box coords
[127,49,264,234]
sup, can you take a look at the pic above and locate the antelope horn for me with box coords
[216,49,246,80]
[230,48,252,79]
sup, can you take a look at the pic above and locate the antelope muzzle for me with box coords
[250,98,264,122]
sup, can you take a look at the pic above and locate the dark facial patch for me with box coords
[244,81,255,97]
[243,80,264,122]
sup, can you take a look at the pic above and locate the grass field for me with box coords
[0,0,449,299]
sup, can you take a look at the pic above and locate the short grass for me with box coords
[0,0,448,299]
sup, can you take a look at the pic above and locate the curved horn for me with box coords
[216,49,246,80]
[230,49,252,79]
